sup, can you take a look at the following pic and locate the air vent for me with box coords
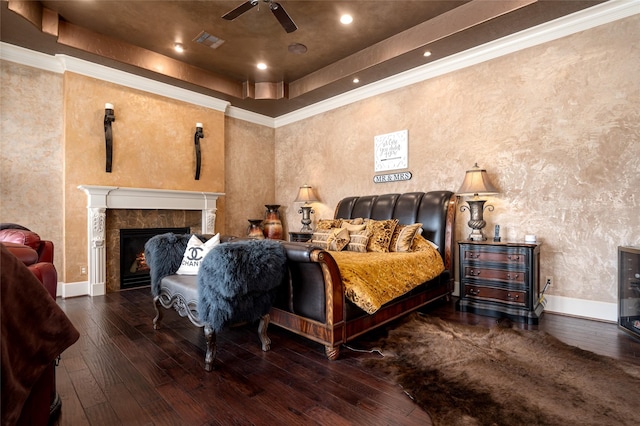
[193,31,225,49]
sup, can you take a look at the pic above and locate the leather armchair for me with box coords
[0,227,54,263]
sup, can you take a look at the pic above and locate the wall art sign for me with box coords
[374,129,408,172]
[373,171,412,184]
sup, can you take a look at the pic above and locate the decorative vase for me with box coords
[263,205,283,240]
[247,219,265,239]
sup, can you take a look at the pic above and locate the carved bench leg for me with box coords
[152,296,163,330]
[203,324,216,372]
[258,314,271,352]
[325,345,340,360]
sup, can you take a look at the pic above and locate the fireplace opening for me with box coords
[119,227,189,289]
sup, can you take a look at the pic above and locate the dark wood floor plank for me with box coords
[51,288,639,426]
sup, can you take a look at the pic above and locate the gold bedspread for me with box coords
[329,247,445,314]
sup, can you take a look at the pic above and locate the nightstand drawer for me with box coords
[464,249,527,265]
[463,266,526,285]
[464,285,527,306]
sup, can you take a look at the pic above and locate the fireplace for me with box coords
[119,227,189,289]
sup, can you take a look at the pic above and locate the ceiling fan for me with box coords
[222,0,297,33]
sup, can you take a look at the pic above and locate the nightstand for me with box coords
[457,240,544,324]
[289,232,313,243]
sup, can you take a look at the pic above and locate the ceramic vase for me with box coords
[247,219,265,239]
[263,205,283,240]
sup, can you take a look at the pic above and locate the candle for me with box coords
[105,103,114,110]
[196,122,203,128]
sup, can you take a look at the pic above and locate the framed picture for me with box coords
[374,130,408,172]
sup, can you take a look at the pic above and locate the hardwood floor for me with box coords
[52,288,640,425]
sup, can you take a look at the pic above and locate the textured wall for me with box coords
[0,61,64,274]
[275,16,640,304]
[224,116,276,238]
[63,72,226,283]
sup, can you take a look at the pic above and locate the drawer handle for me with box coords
[469,269,481,276]
[468,253,481,259]
[507,255,521,261]
[506,273,520,280]
[469,288,480,296]
[507,293,520,301]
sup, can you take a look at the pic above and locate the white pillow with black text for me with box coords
[176,234,221,275]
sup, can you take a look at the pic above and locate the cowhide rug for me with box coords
[364,313,639,426]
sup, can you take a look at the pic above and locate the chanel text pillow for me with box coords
[176,234,220,275]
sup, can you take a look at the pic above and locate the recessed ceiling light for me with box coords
[353,78,360,84]
[257,63,267,70]
[340,14,353,25]
[174,43,184,53]
[423,51,432,57]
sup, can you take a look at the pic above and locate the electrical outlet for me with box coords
[81,267,87,275]
[545,276,553,287]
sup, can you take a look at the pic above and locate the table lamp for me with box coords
[457,163,499,241]
[294,185,319,232]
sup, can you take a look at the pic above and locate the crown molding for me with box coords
[274,0,640,127]
[2,0,638,127]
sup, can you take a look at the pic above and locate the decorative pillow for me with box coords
[311,229,332,249]
[341,218,364,226]
[345,229,371,253]
[365,219,399,252]
[176,234,220,275]
[389,223,423,253]
[411,234,440,252]
[316,219,342,230]
[326,227,350,251]
[341,223,366,232]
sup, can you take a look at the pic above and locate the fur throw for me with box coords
[144,233,193,297]
[197,239,287,332]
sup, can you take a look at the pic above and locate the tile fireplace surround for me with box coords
[78,186,223,296]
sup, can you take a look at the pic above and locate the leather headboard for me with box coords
[334,191,455,261]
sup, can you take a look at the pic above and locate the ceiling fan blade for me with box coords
[270,2,297,33]
[222,0,258,21]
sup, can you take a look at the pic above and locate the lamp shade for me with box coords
[457,163,499,196]
[294,185,318,203]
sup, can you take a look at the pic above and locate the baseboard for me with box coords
[544,295,617,323]
[59,281,90,298]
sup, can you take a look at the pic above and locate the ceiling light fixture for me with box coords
[340,14,353,25]
[174,43,184,53]
[423,51,432,57]
[257,63,267,70]
[353,78,360,84]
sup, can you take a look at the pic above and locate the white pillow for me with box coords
[176,234,220,275]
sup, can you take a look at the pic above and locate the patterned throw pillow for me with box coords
[389,223,423,253]
[311,229,333,249]
[316,219,342,230]
[411,234,440,252]
[365,219,399,252]
[345,229,370,253]
[176,234,220,275]
[326,227,350,251]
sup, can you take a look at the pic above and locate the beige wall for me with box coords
[0,61,64,274]
[275,15,640,304]
[224,116,276,238]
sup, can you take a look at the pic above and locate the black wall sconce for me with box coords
[194,122,203,180]
[103,103,115,173]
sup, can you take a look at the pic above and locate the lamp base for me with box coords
[298,205,314,233]
[468,229,487,241]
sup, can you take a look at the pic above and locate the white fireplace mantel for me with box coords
[78,185,224,296]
